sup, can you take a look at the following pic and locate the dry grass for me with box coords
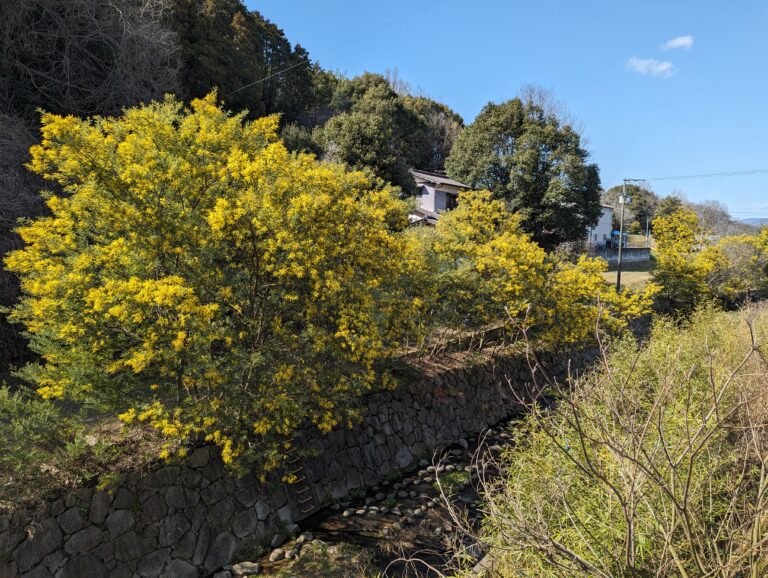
[601,258,654,290]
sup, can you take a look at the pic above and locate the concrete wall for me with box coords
[415,184,436,213]
[0,347,597,578]
[586,206,614,246]
[593,246,651,264]
[415,183,462,214]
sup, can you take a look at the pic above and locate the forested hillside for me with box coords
[0,0,470,371]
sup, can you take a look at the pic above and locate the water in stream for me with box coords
[247,420,518,577]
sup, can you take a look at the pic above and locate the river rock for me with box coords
[231,561,261,575]
[296,532,313,545]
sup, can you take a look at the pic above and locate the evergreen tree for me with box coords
[446,98,601,250]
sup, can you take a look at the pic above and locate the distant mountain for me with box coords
[740,218,768,226]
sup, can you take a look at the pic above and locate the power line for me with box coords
[226,0,449,97]
[628,168,768,182]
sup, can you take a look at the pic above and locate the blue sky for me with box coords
[249,1,768,219]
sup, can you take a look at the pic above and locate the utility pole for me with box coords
[645,217,650,246]
[616,178,645,291]
[616,181,626,291]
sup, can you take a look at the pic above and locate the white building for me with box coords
[586,204,614,247]
[408,169,470,226]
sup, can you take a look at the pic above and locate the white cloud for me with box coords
[626,57,677,78]
[661,35,694,51]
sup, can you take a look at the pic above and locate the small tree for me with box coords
[652,207,708,312]
[6,94,427,469]
[315,74,430,192]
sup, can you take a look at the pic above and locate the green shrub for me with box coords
[476,306,768,577]
[0,384,163,508]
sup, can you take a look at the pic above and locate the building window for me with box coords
[446,193,458,210]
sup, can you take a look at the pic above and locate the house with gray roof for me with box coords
[408,169,471,226]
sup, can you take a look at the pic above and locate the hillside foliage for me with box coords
[4,95,655,471]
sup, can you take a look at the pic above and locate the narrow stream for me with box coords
[249,418,518,577]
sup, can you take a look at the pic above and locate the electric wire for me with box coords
[225,0,449,97]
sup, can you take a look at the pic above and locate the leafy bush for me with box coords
[0,385,162,507]
[475,306,768,576]
[697,233,768,307]
[5,93,428,471]
[653,209,768,312]
[0,385,66,488]
[426,191,658,343]
[5,94,656,476]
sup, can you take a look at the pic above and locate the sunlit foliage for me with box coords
[428,191,658,343]
[6,93,426,469]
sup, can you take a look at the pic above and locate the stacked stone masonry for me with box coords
[0,348,596,577]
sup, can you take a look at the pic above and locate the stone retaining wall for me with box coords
[0,347,597,578]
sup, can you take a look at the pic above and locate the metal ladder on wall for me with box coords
[285,446,319,516]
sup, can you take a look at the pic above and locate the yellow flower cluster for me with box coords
[430,191,658,343]
[6,92,425,471]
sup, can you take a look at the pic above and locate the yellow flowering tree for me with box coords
[5,94,427,469]
[696,235,768,307]
[429,191,657,344]
[651,207,709,312]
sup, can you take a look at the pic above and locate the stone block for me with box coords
[149,466,180,489]
[89,490,113,525]
[190,503,207,532]
[162,486,188,511]
[48,502,64,518]
[162,559,197,578]
[59,554,107,578]
[112,488,136,510]
[57,508,84,535]
[276,503,292,525]
[231,509,258,538]
[137,548,170,577]
[42,549,64,573]
[64,526,103,555]
[187,447,211,469]
[93,539,114,561]
[113,531,147,562]
[201,458,224,483]
[235,485,259,508]
[207,498,234,531]
[22,564,52,578]
[203,532,237,572]
[181,469,203,490]
[14,519,62,573]
[141,494,168,526]
[254,500,270,521]
[111,564,132,578]
[158,513,190,548]
[105,510,135,539]
[191,526,211,567]
[172,529,197,560]
[200,480,227,506]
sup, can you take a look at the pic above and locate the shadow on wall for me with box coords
[0,346,599,577]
